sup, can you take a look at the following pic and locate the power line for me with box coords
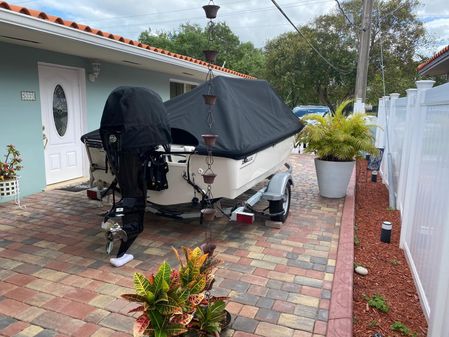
[375,1,409,96]
[377,1,386,96]
[334,0,354,26]
[94,0,331,30]
[270,0,353,75]
[382,0,409,19]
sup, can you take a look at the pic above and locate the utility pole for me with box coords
[355,0,374,103]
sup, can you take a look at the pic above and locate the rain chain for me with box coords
[200,0,220,242]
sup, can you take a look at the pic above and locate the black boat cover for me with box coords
[166,76,303,160]
[99,86,172,153]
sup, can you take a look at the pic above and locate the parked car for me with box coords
[292,105,330,118]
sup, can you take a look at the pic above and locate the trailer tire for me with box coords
[269,182,291,222]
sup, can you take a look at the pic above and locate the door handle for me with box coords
[42,126,48,149]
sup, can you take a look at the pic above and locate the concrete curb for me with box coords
[327,168,355,337]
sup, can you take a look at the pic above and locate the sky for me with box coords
[10,0,449,56]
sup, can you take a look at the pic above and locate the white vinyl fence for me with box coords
[376,80,449,337]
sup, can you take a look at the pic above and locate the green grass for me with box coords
[367,294,389,313]
[391,321,417,336]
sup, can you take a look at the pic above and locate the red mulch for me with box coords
[353,159,428,337]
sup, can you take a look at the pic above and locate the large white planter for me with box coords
[0,179,17,197]
[315,159,354,198]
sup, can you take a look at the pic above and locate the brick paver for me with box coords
[0,154,345,336]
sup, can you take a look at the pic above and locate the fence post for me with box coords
[384,93,399,208]
[379,95,390,178]
[398,88,417,248]
[375,97,386,148]
[353,97,365,113]
[399,80,434,249]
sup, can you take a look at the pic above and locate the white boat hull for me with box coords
[86,137,294,206]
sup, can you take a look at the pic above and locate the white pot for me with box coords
[314,159,354,198]
[0,178,17,197]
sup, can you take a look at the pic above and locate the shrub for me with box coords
[295,100,377,161]
[0,144,22,181]
[122,246,227,337]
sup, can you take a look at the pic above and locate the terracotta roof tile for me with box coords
[0,1,254,79]
[19,7,30,15]
[417,45,449,71]
[38,12,48,20]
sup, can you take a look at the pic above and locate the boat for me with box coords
[82,76,303,219]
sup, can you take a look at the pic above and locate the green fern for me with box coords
[296,99,378,161]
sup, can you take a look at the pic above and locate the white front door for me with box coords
[38,64,86,185]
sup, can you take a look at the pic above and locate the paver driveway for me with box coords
[0,154,344,337]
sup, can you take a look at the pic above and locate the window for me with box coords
[52,84,68,137]
[170,81,197,99]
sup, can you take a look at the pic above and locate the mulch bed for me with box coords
[353,159,428,337]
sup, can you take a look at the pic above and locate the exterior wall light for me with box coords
[88,61,101,82]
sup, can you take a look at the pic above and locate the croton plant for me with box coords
[122,246,228,337]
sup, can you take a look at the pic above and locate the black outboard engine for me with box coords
[100,87,171,267]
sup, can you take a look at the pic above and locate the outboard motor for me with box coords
[100,87,171,267]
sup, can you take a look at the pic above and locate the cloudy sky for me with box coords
[12,0,449,56]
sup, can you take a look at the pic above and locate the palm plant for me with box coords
[295,99,377,161]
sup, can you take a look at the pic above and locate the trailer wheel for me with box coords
[269,182,291,222]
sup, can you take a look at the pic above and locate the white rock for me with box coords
[355,266,368,276]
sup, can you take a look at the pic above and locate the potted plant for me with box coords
[122,246,230,337]
[296,100,377,198]
[0,144,23,197]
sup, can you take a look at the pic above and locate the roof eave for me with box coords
[0,8,243,79]
[418,51,449,77]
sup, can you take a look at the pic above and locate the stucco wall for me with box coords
[0,41,196,201]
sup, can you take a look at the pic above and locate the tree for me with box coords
[264,25,355,109]
[366,0,428,100]
[139,23,265,77]
[264,0,427,108]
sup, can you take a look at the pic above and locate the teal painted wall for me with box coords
[0,41,194,201]
[84,61,170,132]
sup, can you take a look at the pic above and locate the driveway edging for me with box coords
[327,168,355,337]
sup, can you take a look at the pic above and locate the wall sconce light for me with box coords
[88,61,101,82]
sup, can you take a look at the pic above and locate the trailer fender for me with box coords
[263,171,293,201]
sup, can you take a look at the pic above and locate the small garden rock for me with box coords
[355,266,368,276]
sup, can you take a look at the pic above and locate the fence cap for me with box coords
[390,93,400,99]
[406,88,418,96]
[415,80,435,90]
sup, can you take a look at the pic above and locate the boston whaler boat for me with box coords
[82,76,303,225]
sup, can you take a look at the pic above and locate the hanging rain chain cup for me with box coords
[203,49,219,64]
[202,155,216,184]
[200,0,220,225]
[203,0,220,19]
[202,134,218,147]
